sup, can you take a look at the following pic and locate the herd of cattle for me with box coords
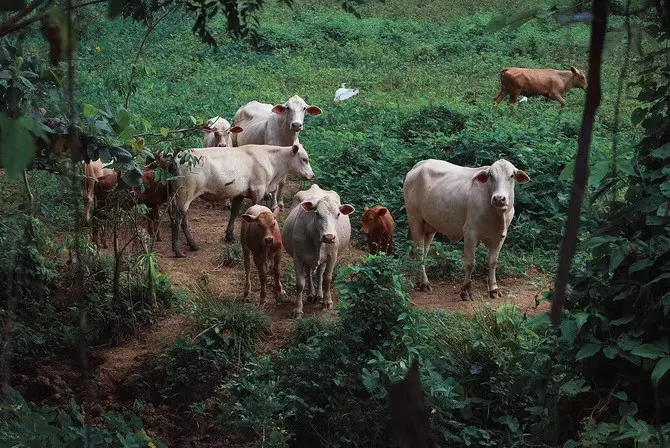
[80,66,587,316]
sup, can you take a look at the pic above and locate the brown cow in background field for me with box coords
[494,66,587,106]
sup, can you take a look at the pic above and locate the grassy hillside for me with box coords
[21,1,640,271]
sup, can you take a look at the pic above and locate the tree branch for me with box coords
[551,0,608,326]
[0,0,107,38]
[0,0,50,37]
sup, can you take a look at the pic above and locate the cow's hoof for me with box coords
[189,244,200,251]
[174,251,186,258]
[322,302,333,310]
[415,282,431,292]
[225,233,236,243]
[489,289,502,299]
[292,309,304,319]
[460,290,474,301]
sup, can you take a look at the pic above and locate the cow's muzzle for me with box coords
[492,195,508,208]
[264,236,274,244]
[291,122,303,132]
[321,234,336,244]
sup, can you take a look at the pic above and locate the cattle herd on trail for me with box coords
[80,65,589,317]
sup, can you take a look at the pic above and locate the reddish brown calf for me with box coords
[361,205,395,255]
[494,66,587,106]
[240,205,286,303]
[132,170,168,241]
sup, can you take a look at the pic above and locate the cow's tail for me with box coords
[494,68,509,103]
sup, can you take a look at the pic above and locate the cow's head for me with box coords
[203,116,243,147]
[301,196,354,244]
[570,66,588,89]
[241,208,280,246]
[472,159,530,211]
[361,205,389,234]
[272,95,322,133]
[288,144,316,181]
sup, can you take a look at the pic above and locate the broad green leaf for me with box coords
[651,357,670,387]
[651,143,670,159]
[117,125,137,143]
[617,334,641,351]
[609,241,630,274]
[160,127,169,137]
[83,104,99,117]
[660,179,670,197]
[109,146,133,163]
[559,160,575,180]
[0,115,35,178]
[560,319,578,344]
[618,401,638,417]
[630,343,667,360]
[614,391,628,401]
[497,415,520,432]
[559,379,591,396]
[575,343,602,360]
[115,108,131,129]
[603,345,620,359]
[586,235,618,249]
[589,160,610,188]
[610,316,634,326]
[563,440,580,448]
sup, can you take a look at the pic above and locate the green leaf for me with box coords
[630,343,667,360]
[109,146,133,163]
[559,379,591,396]
[560,319,578,344]
[589,160,610,188]
[651,357,670,387]
[563,440,580,448]
[0,115,35,178]
[575,343,602,360]
[586,235,617,249]
[603,345,620,359]
[609,241,630,274]
[610,316,634,326]
[651,143,670,159]
[631,107,647,126]
[559,160,575,180]
[83,104,99,117]
[160,127,169,137]
[485,7,540,32]
[497,415,520,432]
[0,0,26,12]
[618,401,638,417]
[115,108,131,129]
[614,391,628,401]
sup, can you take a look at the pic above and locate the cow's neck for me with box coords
[264,146,294,189]
[272,114,301,146]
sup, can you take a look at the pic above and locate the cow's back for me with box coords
[234,101,273,146]
[291,184,341,209]
[404,159,479,240]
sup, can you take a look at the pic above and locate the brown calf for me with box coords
[494,66,587,106]
[240,205,286,303]
[361,205,395,255]
[132,170,168,241]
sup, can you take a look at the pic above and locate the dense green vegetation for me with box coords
[2,0,669,446]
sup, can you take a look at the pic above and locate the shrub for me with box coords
[216,243,243,268]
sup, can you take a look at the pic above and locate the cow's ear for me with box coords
[229,125,243,134]
[364,206,369,212]
[306,105,322,116]
[202,126,214,134]
[292,144,300,154]
[473,170,489,183]
[377,207,388,217]
[301,201,315,212]
[272,207,281,217]
[514,169,531,184]
[241,214,258,223]
[570,66,577,74]
[272,105,287,114]
[340,204,355,215]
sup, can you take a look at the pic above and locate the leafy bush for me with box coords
[151,300,269,404]
[216,243,243,268]
[0,389,165,447]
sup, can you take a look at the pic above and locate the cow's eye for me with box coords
[302,157,308,163]
[337,213,341,218]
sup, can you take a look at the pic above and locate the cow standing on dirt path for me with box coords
[404,158,530,300]
[202,116,243,210]
[169,144,314,257]
[233,95,322,210]
[494,66,587,106]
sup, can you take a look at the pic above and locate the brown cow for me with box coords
[361,205,395,255]
[240,205,286,303]
[82,159,115,223]
[494,66,587,106]
[132,170,168,241]
[91,171,119,248]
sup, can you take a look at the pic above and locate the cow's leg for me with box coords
[461,231,477,301]
[272,177,286,210]
[494,87,506,104]
[148,206,161,242]
[293,259,306,318]
[223,198,232,210]
[256,254,268,304]
[243,245,252,299]
[171,210,185,258]
[419,230,436,292]
[180,214,198,251]
[487,239,504,298]
[306,265,315,302]
[322,260,336,310]
[315,263,327,303]
[225,196,244,242]
[273,251,286,300]
[551,93,566,107]
[408,216,430,291]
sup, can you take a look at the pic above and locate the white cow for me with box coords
[202,116,243,209]
[82,159,115,223]
[403,158,530,300]
[233,95,322,209]
[290,183,341,209]
[169,144,314,257]
[202,116,243,148]
[282,187,354,317]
